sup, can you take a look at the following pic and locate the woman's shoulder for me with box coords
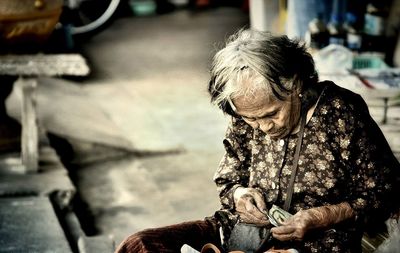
[316,80,368,116]
[309,81,373,135]
[227,116,254,139]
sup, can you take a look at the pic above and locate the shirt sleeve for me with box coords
[213,117,252,210]
[338,94,400,225]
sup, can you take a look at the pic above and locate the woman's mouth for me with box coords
[268,128,287,139]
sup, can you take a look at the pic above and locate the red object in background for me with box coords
[241,0,249,12]
[196,0,210,7]
[347,69,375,89]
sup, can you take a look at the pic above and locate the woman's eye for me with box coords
[265,111,278,118]
[243,117,256,122]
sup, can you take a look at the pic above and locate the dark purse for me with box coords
[224,222,273,253]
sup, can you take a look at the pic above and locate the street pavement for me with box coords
[71,7,249,246]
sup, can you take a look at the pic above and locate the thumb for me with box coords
[245,197,255,212]
[252,192,267,214]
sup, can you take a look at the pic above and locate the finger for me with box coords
[237,197,269,225]
[238,211,270,225]
[251,191,267,214]
[236,198,257,215]
[242,198,266,218]
[271,231,296,241]
[236,196,251,211]
[242,197,266,219]
[245,197,255,212]
[244,205,270,223]
[251,209,270,223]
[270,225,295,235]
[240,215,270,226]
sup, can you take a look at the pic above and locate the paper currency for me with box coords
[268,205,293,226]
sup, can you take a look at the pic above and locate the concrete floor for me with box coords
[71,7,249,245]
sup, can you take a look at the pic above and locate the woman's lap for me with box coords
[115,219,221,253]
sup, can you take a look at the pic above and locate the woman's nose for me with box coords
[259,120,273,133]
[250,121,260,129]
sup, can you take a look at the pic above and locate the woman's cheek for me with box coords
[246,121,259,129]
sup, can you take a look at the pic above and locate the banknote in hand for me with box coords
[267,205,293,226]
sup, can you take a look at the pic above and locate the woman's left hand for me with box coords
[270,210,313,241]
[270,202,355,241]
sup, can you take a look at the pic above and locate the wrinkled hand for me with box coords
[270,209,314,241]
[271,202,355,241]
[234,187,269,225]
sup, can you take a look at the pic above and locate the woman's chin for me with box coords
[268,130,287,140]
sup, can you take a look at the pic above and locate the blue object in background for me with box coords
[287,0,333,39]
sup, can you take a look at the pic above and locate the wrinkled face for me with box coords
[232,89,301,139]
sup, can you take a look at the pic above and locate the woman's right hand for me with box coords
[234,187,269,225]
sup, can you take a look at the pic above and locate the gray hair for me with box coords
[208,29,318,116]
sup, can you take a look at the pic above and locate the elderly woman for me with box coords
[115,30,399,253]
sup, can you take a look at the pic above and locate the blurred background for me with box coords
[0,0,399,252]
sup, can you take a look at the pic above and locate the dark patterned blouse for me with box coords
[213,81,400,253]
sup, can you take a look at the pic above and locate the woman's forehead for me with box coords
[232,92,282,114]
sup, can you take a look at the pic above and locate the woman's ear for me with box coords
[291,75,303,97]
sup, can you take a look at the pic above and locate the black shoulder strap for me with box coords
[255,113,307,253]
[283,112,307,211]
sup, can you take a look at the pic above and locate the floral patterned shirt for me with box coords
[213,81,400,253]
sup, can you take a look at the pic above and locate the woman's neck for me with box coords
[290,86,323,135]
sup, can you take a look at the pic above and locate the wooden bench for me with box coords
[0,54,89,172]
